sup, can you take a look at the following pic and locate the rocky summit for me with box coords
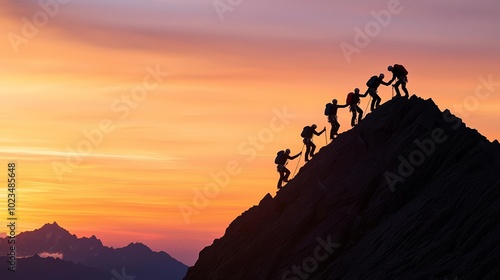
[184,96,500,280]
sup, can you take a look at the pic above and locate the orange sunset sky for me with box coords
[0,0,499,265]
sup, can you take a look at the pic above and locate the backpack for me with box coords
[366,75,378,88]
[346,92,353,105]
[301,126,313,138]
[274,150,286,165]
[324,103,333,116]
[393,64,408,76]
[346,92,360,105]
[347,92,360,105]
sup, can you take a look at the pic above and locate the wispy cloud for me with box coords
[0,147,177,162]
[1,0,499,266]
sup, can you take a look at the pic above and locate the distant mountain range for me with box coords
[0,222,188,280]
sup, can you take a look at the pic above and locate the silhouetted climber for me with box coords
[346,88,365,127]
[387,64,409,98]
[324,99,348,140]
[365,73,390,111]
[301,124,326,162]
[275,149,301,189]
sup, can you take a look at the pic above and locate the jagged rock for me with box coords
[184,96,500,280]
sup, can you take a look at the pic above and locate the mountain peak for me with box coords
[41,221,62,229]
[39,222,71,235]
[185,95,500,280]
[0,223,188,280]
[123,242,153,253]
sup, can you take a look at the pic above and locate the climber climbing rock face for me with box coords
[301,124,326,162]
[365,73,391,111]
[325,99,348,140]
[275,148,302,189]
[387,64,410,98]
[347,88,365,127]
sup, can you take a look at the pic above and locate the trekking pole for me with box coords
[324,127,328,145]
[292,144,305,178]
[365,96,371,113]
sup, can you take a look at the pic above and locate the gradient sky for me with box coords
[0,0,499,265]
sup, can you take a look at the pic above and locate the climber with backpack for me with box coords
[346,88,366,127]
[387,64,410,98]
[301,124,326,162]
[275,149,302,189]
[324,99,348,140]
[365,73,391,111]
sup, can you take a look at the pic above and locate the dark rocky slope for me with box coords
[185,96,500,280]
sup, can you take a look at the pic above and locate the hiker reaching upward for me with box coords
[387,64,409,98]
[275,149,302,189]
[346,88,366,127]
[301,124,326,162]
[365,73,390,111]
[324,99,348,140]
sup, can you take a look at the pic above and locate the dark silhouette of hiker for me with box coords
[347,88,366,127]
[365,73,390,111]
[275,149,301,189]
[387,64,409,98]
[325,99,348,140]
[302,124,326,162]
